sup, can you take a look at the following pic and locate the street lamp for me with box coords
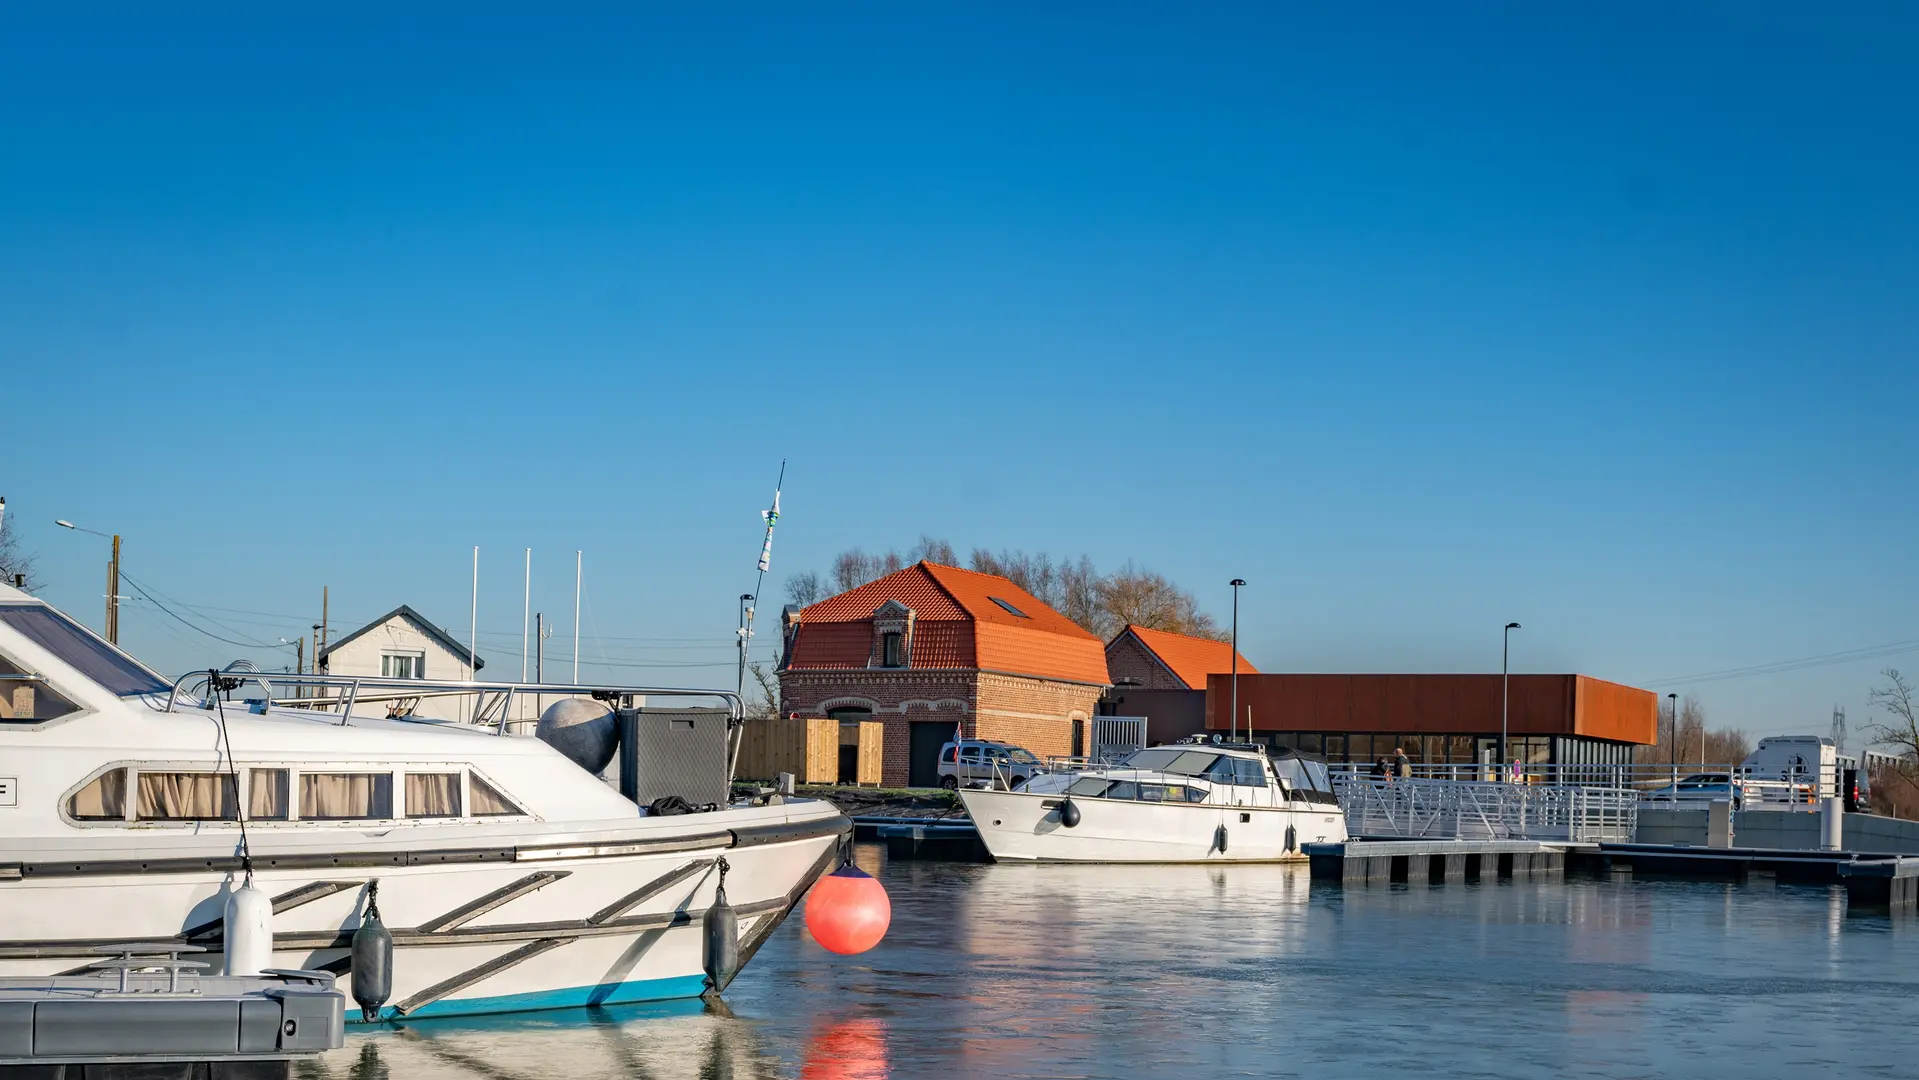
[1668,692,1679,772]
[55,519,122,645]
[1230,579,1246,742]
[1500,622,1521,772]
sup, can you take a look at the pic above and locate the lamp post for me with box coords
[54,519,121,644]
[1668,692,1679,773]
[1500,622,1521,771]
[1229,579,1246,742]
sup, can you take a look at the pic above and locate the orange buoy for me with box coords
[804,865,891,955]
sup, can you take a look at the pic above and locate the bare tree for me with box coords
[1865,668,1919,765]
[1634,695,1749,765]
[747,662,782,721]
[0,499,37,591]
[784,571,824,608]
[1095,563,1226,641]
[907,535,957,566]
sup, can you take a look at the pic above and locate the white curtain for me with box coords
[406,773,461,817]
[249,769,288,820]
[136,772,236,820]
[69,768,126,819]
[300,773,393,819]
[470,773,520,816]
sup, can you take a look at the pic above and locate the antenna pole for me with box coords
[521,548,531,683]
[573,550,583,683]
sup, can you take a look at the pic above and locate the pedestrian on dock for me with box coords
[1371,757,1389,782]
[1394,748,1412,779]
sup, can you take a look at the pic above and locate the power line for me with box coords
[1646,638,1919,687]
[118,574,286,651]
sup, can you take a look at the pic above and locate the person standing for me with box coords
[1394,747,1413,779]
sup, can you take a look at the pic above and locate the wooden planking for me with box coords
[856,721,884,787]
[736,717,837,783]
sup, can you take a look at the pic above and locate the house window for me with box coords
[381,653,425,679]
[881,632,903,668]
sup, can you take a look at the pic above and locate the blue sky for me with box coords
[2,5,1914,741]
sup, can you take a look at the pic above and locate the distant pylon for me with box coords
[1831,706,1846,756]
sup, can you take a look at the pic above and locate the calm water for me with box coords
[309,845,1919,1079]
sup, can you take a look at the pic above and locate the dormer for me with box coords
[869,600,915,669]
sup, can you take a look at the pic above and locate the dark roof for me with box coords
[318,604,485,671]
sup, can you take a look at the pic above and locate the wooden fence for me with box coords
[735,717,884,786]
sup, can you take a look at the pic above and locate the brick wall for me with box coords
[1104,632,1189,690]
[779,667,1105,785]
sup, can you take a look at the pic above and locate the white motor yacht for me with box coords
[0,580,847,1021]
[959,738,1347,862]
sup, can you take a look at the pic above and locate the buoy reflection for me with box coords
[800,1017,889,1080]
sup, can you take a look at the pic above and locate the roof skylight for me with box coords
[989,597,1029,618]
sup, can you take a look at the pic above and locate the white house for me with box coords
[318,605,484,723]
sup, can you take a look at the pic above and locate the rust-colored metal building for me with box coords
[1202,673,1657,768]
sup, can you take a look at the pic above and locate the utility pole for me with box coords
[572,550,582,684]
[318,587,329,667]
[521,549,531,682]
[106,533,121,645]
[535,613,544,683]
[1501,622,1521,772]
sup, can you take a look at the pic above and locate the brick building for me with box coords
[779,561,1110,787]
[1101,624,1257,744]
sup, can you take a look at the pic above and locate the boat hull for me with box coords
[0,806,846,1022]
[960,788,1346,863]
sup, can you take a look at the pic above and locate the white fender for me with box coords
[222,881,273,977]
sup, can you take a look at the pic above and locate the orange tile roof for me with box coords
[1114,624,1256,690]
[787,562,1109,685]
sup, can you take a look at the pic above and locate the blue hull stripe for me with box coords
[356,974,709,1023]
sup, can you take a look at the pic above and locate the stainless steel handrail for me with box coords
[164,670,743,732]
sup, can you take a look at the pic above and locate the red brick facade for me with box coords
[778,668,1104,786]
[1104,634,1187,689]
[778,562,1110,786]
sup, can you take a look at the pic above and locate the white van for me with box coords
[937,739,1045,790]
[1739,736,1837,800]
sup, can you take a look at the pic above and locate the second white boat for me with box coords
[959,740,1348,863]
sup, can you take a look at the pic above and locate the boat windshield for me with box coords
[1271,756,1335,795]
[1120,747,1223,777]
[0,604,171,697]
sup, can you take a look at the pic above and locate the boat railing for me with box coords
[162,670,742,735]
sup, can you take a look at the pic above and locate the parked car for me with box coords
[1642,773,1751,808]
[938,740,1045,790]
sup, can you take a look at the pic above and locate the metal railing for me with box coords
[162,670,742,735]
[1332,775,1639,842]
[1328,761,1838,811]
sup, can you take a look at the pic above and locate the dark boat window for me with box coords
[1232,758,1267,787]
[0,605,170,697]
[1067,777,1112,798]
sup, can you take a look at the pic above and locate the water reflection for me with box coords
[311,848,1919,1080]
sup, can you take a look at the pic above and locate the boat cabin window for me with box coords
[1103,781,1207,803]
[0,660,81,723]
[249,769,289,820]
[1121,748,1223,777]
[0,605,170,698]
[300,772,394,820]
[1232,758,1268,787]
[406,772,462,818]
[69,768,128,820]
[470,773,523,816]
[136,772,238,821]
[1067,777,1112,797]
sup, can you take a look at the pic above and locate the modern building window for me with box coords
[881,633,903,668]
[381,653,425,679]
